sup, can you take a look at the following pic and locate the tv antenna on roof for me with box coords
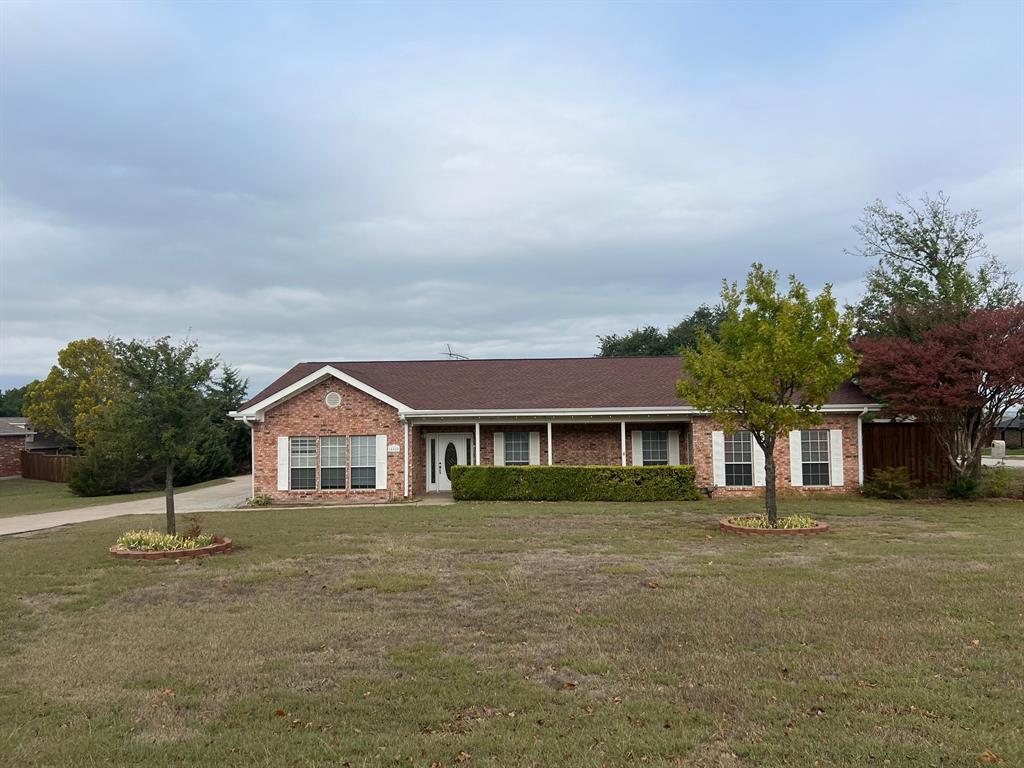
[442,343,469,360]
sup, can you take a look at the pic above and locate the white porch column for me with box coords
[547,421,553,465]
[475,422,481,465]
[249,421,255,498]
[403,419,409,498]
[857,409,865,486]
[620,421,627,466]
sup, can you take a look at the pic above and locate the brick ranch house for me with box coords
[230,357,880,503]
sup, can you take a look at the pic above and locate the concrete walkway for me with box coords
[0,476,251,537]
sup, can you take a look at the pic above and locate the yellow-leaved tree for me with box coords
[24,338,122,449]
[678,264,858,526]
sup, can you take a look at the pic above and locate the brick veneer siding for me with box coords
[690,413,862,495]
[252,379,405,503]
[0,435,24,477]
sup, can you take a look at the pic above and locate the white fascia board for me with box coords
[231,366,411,418]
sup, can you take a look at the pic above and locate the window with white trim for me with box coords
[321,436,345,490]
[504,432,529,465]
[724,431,753,487]
[801,429,830,486]
[642,430,669,465]
[290,437,316,490]
[350,435,376,489]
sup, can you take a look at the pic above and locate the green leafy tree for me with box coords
[678,265,857,525]
[109,337,220,536]
[24,338,121,446]
[851,193,1020,339]
[665,304,727,351]
[0,384,32,416]
[597,304,726,357]
[206,365,250,472]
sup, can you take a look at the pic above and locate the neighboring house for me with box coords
[996,411,1022,449]
[0,418,33,478]
[230,357,880,503]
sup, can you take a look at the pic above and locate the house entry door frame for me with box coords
[424,432,474,492]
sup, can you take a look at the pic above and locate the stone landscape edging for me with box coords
[718,518,829,536]
[109,536,233,560]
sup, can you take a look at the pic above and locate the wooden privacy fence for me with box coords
[20,451,77,483]
[862,423,950,486]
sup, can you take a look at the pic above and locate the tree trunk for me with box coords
[165,461,176,536]
[764,445,778,527]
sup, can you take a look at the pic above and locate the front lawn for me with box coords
[1,497,1021,766]
[0,477,232,518]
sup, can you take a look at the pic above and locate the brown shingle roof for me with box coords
[240,357,876,412]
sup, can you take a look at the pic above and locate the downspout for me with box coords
[232,414,257,499]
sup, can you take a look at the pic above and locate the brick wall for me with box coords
[690,413,862,495]
[252,379,405,503]
[0,435,24,477]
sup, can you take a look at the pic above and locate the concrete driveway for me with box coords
[0,476,250,537]
[982,456,1024,468]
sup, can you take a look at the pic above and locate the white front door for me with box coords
[425,433,473,492]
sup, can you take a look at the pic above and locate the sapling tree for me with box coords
[678,264,857,525]
[112,337,219,536]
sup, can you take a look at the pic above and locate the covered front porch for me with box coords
[404,414,694,495]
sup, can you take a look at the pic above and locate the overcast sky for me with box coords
[1,1,1021,394]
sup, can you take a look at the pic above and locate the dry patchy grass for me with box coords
[0,495,1022,767]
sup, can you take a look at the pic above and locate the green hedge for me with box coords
[450,465,699,502]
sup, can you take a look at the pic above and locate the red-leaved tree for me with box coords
[855,305,1024,487]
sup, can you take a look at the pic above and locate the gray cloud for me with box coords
[1,0,1021,392]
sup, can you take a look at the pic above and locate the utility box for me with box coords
[991,440,1006,460]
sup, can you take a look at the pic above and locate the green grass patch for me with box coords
[334,570,436,593]
[0,496,1021,766]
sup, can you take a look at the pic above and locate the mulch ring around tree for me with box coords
[109,536,233,561]
[718,518,829,536]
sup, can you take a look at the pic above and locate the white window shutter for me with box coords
[711,431,725,486]
[668,430,680,465]
[528,432,541,465]
[789,430,803,487]
[493,432,504,466]
[829,429,844,486]
[375,434,388,489]
[631,430,643,466]
[753,441,766,487]
[277,436,289,491]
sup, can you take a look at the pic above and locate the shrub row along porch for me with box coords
[230,357,878,503]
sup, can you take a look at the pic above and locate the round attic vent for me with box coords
[324,391,342,408]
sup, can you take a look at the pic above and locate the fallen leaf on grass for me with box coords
[977,750,1001,765]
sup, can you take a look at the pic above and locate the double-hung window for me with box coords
[724,431,753,487]
[504,432,530,465]
[350,435,376,490]
[289,437,316,490]
[642,430,669,465]
[801,429,830,486]
[321,436,346,490]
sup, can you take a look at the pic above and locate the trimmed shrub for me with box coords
[450,465,699,502]
[862,466,914,500]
